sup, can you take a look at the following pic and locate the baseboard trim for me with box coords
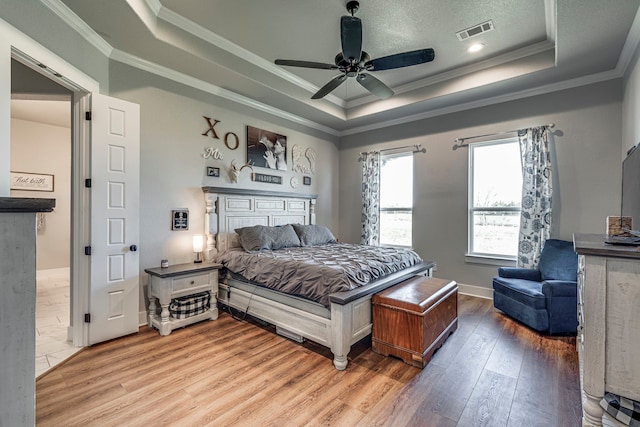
[139,311,148,327]
[457,283,493,300]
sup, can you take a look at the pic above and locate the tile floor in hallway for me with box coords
[36,268,81,378]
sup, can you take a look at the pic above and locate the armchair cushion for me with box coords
[538,239,578,281]
[498,267,542,282]
[492,277,546,310]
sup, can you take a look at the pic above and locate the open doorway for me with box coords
[10,59,80,376]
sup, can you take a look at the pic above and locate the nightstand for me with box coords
[145,262,221,336]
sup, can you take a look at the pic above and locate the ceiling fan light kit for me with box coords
[274,0,435,100]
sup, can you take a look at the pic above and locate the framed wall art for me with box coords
[246,125,288,171]
[206,166,220,177]
[171,209,189,230]
[10,172,54,192]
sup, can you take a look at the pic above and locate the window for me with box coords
[380,152,413,246]
[468,138,522,259]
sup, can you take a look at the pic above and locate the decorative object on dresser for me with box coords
[202,186,434,370]
[574,233,640,427]
[372,276,457,368]
[492,239,578,335]
[145,262,220,336]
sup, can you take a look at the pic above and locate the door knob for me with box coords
[129,245,138,252]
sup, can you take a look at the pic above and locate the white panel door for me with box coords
[89,93,140,345]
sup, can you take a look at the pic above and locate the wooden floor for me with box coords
[36,295,581,426]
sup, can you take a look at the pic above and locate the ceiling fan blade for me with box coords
[365,48,435,71]
[356,73,394,99]
[274,59,338,70]
[340,16,362,64]
[312,74,348,99]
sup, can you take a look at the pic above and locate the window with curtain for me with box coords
[468,138,522,259]
[380,152,413,247]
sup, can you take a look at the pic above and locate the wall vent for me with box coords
[456,20,494,41]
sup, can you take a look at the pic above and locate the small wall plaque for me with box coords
[10,171,54,192]
[206,166,220,177]
[252,173,282,184]
[171,209,189,230]
[303,176,311,186]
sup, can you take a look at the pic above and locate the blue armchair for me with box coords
[492,239,578,334]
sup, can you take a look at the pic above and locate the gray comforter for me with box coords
[214,243,423,307]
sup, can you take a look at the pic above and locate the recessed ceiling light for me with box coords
[468,43,484,53]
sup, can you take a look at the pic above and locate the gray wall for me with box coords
[339,80,623,290]
[108,61,340,312]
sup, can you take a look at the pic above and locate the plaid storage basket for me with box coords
[169,291,211,319]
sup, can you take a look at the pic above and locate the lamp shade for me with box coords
[192,235,204,253]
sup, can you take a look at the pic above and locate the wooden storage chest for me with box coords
[372,276,458,368]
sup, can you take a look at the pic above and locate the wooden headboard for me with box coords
[202,187,317,259]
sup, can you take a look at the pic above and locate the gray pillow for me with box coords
[292,224,337,246]
[234,224,301,252]
[235,225,273,252]
[270,224,302,250]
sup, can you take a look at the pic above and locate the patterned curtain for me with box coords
[361,151,381,245]
[517,126,553,268]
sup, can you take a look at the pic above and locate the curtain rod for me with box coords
[452,123,555,151]
[358,144,426,162]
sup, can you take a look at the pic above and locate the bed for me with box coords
[202,186,434,370]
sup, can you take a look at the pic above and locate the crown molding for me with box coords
[151,2,345,108]
[339,68,622,137]
[109,49,340,136]
[617,3,640,76]
[40,0,113,57]
[347,41,555,108]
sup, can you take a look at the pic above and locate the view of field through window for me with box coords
[380,153,413,247]
[471,141,522,257]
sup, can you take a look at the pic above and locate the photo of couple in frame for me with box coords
[246,125,288,171]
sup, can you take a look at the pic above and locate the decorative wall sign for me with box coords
[10,172,54,192]
[303,176,311,185]
[202,147,223,160]
[206,167,220,177]
[247,125,287,171]
[201,116,239,150]
[171,209,189,230]
[252,172,283,185]
[292,145,317,175]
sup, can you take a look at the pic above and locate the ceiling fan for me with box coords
[274,1,435,100]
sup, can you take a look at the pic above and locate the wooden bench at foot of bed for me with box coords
[372,277,458,368]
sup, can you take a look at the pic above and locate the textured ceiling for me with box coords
[54,0,640,134]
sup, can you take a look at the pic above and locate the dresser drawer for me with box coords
[173,272,211,292]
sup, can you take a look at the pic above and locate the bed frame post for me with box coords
[310,199,316,225]
[203,191,218,261]
[330,303,352,370]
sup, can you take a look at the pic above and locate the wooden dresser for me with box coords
[574,234,640,426]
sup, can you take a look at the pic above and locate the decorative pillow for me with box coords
[292,224,337,246]
[270,224,302,250]
[234,225,274,252]
[234,224,301,252]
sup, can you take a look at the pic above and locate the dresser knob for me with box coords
[190,280,195,285]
